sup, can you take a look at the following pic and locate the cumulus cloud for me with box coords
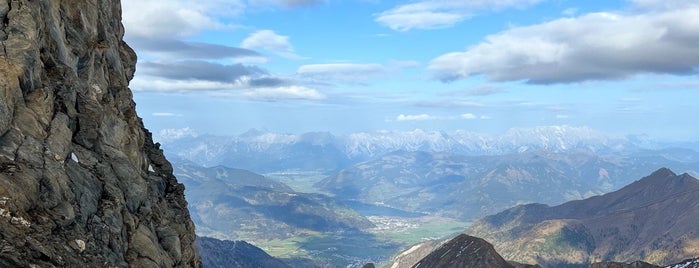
[241,30,305,59]
[376,0,544,31]
[396,114,437,121]
[122,0,237,38]
[122,1,322,100]
[243,86,326,100]
[428,5,699,84]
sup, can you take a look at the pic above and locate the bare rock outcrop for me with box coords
[0,0,200,267]
[410,234,540,268]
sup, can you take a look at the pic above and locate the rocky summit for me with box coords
[0,0,200,267]
[410,234,540,268]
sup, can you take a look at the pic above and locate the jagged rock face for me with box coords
[0,0,200,267]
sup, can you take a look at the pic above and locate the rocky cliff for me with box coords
[0,0,200,267]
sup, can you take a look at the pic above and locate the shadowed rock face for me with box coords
[0,0,200,267]
[410,234,518,268]
[196,237,290,268]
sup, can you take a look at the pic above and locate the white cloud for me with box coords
[241,30,306,59]
[243,86,325,100]
[395,113,490,121]
[130,76,248,92]
[396,114,437,121]
[461,113,477,119]
[375,0,544,31]
[629,0,698,10]
[131,76,325,101]
[297,63,388,82]
[429,5,699,84]
[122,0,238,38]
[376,6,467,32]
[562,8,578,16]
[122,0,326,38]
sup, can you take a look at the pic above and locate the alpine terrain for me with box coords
[467,168,699,267]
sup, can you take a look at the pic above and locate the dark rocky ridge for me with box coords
[196,237,290,268]
[411,234,541,268]
[590,261,659,268]
[0,0,200,267]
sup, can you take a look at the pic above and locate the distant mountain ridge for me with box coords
[316,151,698,220]
[467,168,699,266]
[173,162,374,241]
[156,126,673,172]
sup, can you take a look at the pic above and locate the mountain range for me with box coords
[173,162,373,241]
[155,126,687,173]
[466,168,699,267]
[316,151,697,221]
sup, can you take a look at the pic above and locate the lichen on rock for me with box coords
[0,0,201,267]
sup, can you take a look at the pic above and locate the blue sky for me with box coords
[121,0,699,140]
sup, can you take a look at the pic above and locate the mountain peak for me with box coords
[411,234,517,268]
[648,167,677,178]
[625,167,699,194]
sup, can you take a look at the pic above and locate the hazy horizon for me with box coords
[123,0,699,141]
